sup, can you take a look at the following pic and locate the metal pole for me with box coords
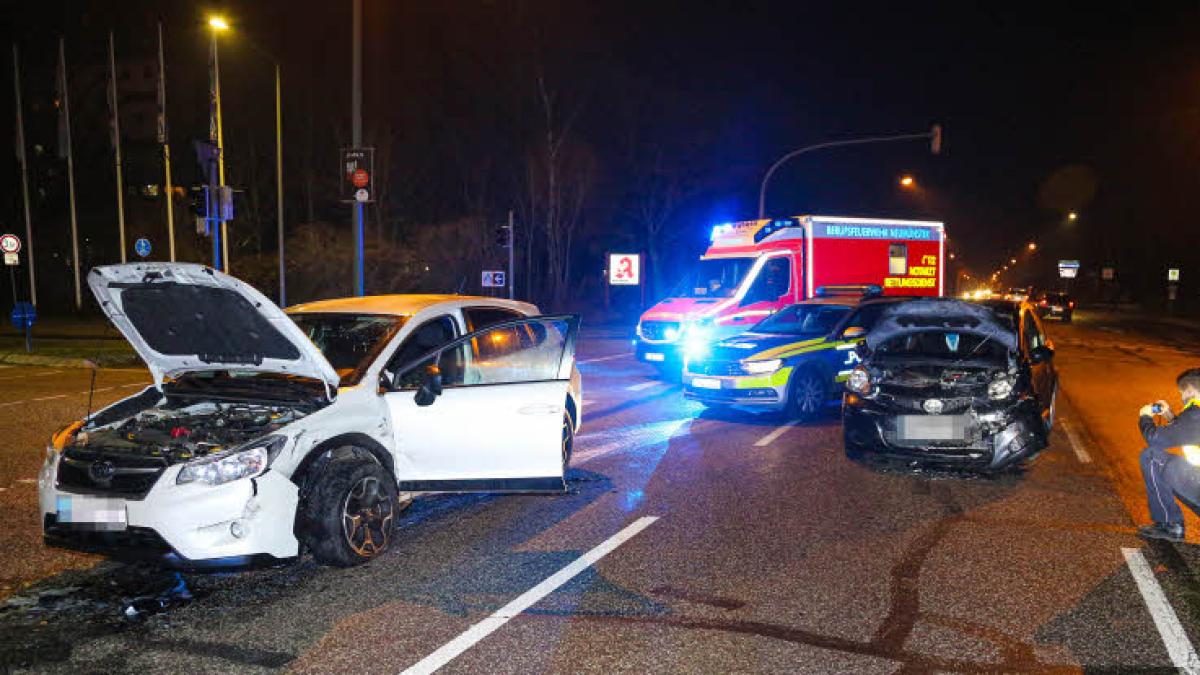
[276,63,285,306]
[158,22,176,262]
[212,29,228,272]
[59,38,82,310]
[757,131,935,219]
[108,31,127,263]
[12,44,36,307]
[351,0,364,295]
[507,210,515,300]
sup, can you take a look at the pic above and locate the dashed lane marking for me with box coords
[401,516,659,675]
[1123,547,1200,673]
[754,422,796,447]
[31,395,67,402]
[626,381,662,392]
[0,383,149,408]
[1061,419,1092,463]
[578,354,628,364]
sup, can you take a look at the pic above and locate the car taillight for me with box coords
[1069,301,1075,308]
[1039,299,1048,306]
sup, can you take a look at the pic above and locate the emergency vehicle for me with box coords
[634,216,946,370]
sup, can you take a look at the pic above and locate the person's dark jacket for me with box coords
[1141,405,1200,452]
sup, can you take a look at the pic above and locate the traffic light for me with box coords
[495,224,512,248]
[190,185,211,234]
[930,123,943,155]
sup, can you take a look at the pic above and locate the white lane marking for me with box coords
[1061,420,1092,463]
[401,516,659,675]
[755,422,796,447]
[578,354,627,364]
[1123,547,1200,673]
[626,381,661,392]
[121,383,150,389]
[0,401,22,408]
[31,394,67,402]
[15,478,36,484]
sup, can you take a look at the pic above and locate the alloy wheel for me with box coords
[341,475,394,559]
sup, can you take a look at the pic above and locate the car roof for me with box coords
[792,296,864,307]
[285,294,538,317]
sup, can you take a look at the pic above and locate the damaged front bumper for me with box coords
[842,397,1045,470]
[39,451,300,568]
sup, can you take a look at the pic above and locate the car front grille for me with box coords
[876,393,980,414]
[639,321,681,342]
[56,449,168,500]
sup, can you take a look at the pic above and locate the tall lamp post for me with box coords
[757,125,942,219]
[208,16,229,272]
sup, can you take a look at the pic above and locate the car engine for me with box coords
[71,402,305,464]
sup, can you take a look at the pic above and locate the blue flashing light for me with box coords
[711,223,735,241]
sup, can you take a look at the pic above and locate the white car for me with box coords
[39,263,581,568]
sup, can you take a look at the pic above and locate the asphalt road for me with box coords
[1,317,1199,673]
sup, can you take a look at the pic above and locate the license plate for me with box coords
[897,415,968,441]
[691,377,721,390]
[56,495,127,531]
[1051,306,1063,312]
[644,352,665,362]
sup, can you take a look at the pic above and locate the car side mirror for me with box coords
[413,364,443,406]
[1029,345,1054,364]
[378,370,395,393]
[841,326,867,340]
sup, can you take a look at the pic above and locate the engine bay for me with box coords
[72,401,305,464]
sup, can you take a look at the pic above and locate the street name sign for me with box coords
[1057,260,1080,279]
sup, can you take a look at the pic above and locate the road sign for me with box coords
[1169,268,1181,282]
[482,270,506,288]
[608,253,641,285]
[1101,266,1115,281]
[0,233,21,254]
[340,147,375,203]
[3,252,16,266]
[134,238,152,258]
[10,301,35,330]
[1057,260,1080,279]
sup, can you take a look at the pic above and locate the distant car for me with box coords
[1005,287,1032,302]
[842,298,1058,471]
[1035,292,1074,322]
[682,289,907,420]
[41,264,581,569]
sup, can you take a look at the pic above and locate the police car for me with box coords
[683,289,908,420]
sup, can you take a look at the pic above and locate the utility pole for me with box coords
[58,37,82,310]
[12,44,36,306]
[157,22,176,262]
[107,31,127,263]
[507,210,515,300]
[351,0,364,296]
[276,63,285,306]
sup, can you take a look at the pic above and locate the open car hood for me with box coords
[89,263,340,391]
[865,299,1018,352]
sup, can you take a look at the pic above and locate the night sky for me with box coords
[2,1,1198,306]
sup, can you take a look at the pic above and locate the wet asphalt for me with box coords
[0,321,1196,672]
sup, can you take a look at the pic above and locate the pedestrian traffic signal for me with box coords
[495,225,512,248]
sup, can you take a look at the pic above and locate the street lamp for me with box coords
[1010,258,1017,265]
[208,16,230,31]
[1027,242,1037,251]
[1067,211,1078,222]
[899,175,916,188]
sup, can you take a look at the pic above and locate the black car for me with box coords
[1035,291,1074,322]
[842,298,1058,471]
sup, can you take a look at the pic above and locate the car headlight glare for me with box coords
[847,367,871,394]
[177,436,285,486]
[742,358,782,375]
[988,377,1014,400]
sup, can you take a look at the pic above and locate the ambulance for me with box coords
[634,215,945,371]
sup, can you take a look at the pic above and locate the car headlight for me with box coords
[988,376,1014,400]
[742,358,782,375]
[847,367,871,394]
[177,436,286,486]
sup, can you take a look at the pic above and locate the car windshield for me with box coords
[670,257,755,298]
[753,304,851,336]
[290,313,407,386]
[875,330,1010,362]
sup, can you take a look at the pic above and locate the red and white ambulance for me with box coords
[634,215,945,368]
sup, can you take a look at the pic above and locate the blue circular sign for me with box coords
[134,238,152,258]
[10,301,35,330]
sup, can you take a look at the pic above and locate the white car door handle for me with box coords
[518,404,560,416]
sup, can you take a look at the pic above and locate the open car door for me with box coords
[383,315,579,492]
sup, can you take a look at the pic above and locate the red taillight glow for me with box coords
[1069,301,1075,308]
[1039,299,1048,306]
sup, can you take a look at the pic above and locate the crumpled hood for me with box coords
[641,297,731,323]
[866,299,1018,352]
[89,263,340,391]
